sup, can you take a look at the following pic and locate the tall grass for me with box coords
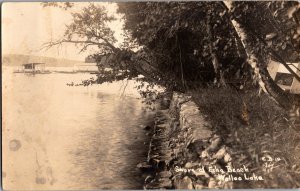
[190,87,300,188]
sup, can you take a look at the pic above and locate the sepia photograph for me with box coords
[2,1,300,190]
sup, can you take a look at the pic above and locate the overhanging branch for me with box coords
[42,39,117,53]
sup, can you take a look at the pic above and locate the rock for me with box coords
[184,162,200,169]
[158,171,172,178]
[224,153,232,163]
[145,175,154,184]
[226,162,233,169]
[146,178,173,189]
[144,182,160,190]
[144,125,151,130]
[192,126,212,141]
[177,96,192,107]
[158,178,173,188]
[194,184,205,189]
[174,176,194,189]
[213,147,226,160]
[224,181,233,189]
[137,162,153,171]
[207,137,222,152]
[193,169,210,178]
[186,151,199,161]
[156,124,168,129]
[181,101,197,111]
[201,150,209,158]
[185,162,194,169]
[208,178,217,189]
[187,140,205,155]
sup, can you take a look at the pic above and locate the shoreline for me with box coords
[139,91,300,189]
[138,92,237,189]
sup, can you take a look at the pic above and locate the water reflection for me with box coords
[69,94,152,189]
[2,70,155,190]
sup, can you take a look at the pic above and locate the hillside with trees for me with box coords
[2,54,84,67]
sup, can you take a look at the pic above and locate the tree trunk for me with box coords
[207,14,226,87]
[223,1,293,109]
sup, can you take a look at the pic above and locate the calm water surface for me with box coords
[2,67,155,190]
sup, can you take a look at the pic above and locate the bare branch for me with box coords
[42,39,116,53]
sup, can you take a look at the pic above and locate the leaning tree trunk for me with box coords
[223,1,293,110]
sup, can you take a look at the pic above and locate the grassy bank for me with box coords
[189,87,300,188]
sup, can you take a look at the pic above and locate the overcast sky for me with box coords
[2,2,124,61]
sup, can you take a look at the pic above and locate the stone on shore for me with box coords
[194,184,205,189]
[145,175,154,184]
[174,176,194,189]
[207,136,222,152]
[143,93,236,189]
[143,125,151,131]
[213,146,226,160]
[208,178,217,189]
[158,178,173,188]
[158,171,172,178]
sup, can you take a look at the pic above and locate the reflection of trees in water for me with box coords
[69,120,148,189]
[96,93,114,103]
[68,93,152,189]
[116,97,139,118]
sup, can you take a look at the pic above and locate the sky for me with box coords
[2,2,124,61]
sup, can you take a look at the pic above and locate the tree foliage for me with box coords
[43,4,117,54]
[42,2,74,10]
[44,2,300,107]
[118,2,299,88]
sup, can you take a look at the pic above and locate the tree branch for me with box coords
[42,39,116,52]
[89,30,118,52]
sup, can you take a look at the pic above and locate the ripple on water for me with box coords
[3,73,156,190]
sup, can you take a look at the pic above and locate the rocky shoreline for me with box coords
[137,93,237,189]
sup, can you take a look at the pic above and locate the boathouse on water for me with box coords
[17,63,47,73]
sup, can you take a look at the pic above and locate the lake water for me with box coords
[2,67,156,190]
